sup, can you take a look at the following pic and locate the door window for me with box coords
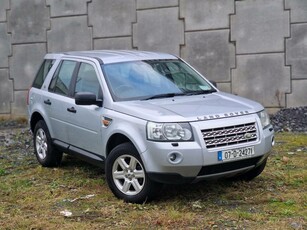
[49,60,77,96]
[74,63,101,98]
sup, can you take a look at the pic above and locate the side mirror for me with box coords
[75,92,102,107]
[210,80,217,87]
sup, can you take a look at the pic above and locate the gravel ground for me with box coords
[0,119,27,130]
[0,120,31,156]
[0,128,32,155]
[270,106,307,133]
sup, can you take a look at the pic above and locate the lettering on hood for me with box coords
[197,111,249,120]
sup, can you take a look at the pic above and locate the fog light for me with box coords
[167,152,183,164]
[271,136,275,146]
[169,153,177,162]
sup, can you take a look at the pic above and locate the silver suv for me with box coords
[28,50,274,203]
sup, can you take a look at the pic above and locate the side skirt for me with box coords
[53,139,105,168]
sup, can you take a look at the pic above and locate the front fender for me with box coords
[104,119,148,156]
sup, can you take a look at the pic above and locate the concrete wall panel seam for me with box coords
[285,0,307,23]
[89,0,136,38]
[8,0,50,43]
[137,0,178,10]
[229,2,237,95]
[136,6,179,11]
[47,13,89,19]
[231,0,290,54]
[46,0,91,17]
[133,7,184,56]
[0,0,10,22]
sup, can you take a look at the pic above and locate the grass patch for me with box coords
[0,131,306,229]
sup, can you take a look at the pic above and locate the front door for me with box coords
[66,61,104,155]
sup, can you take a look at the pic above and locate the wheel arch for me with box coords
[30,111,54,138]
[105,131,147,158]
[106,133,133,157]
[30,111,45,132]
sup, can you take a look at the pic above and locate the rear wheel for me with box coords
[106,143,161,203]
[33,120,63,167]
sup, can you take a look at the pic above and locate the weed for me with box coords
[0,168,6,176]
[281,209,295,217]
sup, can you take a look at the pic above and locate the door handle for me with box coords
[67,107,77,113]
[44,99,51,105]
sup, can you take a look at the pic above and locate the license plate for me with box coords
[218,146,255,162]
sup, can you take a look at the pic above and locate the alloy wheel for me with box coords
[35,128,48,160]
[112,154,145,196]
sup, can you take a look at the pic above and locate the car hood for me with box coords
[110,92,264,122]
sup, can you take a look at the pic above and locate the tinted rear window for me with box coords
[32,59,55,89]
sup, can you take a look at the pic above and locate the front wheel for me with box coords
[106,143,161,203]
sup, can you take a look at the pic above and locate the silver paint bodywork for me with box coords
[28,50,274,182]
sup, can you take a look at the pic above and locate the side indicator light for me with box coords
[102,117,112,128]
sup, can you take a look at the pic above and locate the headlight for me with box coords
[147,122,193,141]
[257,110,270,129]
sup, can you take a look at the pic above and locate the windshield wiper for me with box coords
[142,89,216,100]
[143,93,186,100]
[185,89,216,96]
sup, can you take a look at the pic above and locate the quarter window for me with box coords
[49,60,77,96]
[32,59,55,89]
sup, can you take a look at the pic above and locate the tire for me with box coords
[233,159,267,181]
[33,120,63,167]
[106,143,161,203]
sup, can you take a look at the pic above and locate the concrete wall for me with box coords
[1,0,307,116]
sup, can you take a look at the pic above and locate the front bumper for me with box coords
[141,116,274,184]
[147,153,269,184]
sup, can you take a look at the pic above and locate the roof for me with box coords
[46,50,178,64]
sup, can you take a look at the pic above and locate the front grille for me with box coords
[197,156,262,176]
[202,122,258,149]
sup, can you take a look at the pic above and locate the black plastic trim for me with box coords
[197,156,263,176]
[53,139,105,168]
[53,139,69,152]
[93,57,104,64]
[69,146,105,167]
[147,172,194,184]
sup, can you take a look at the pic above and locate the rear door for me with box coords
[43,60,78,144]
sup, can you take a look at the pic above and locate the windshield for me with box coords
[102,59,216,101]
